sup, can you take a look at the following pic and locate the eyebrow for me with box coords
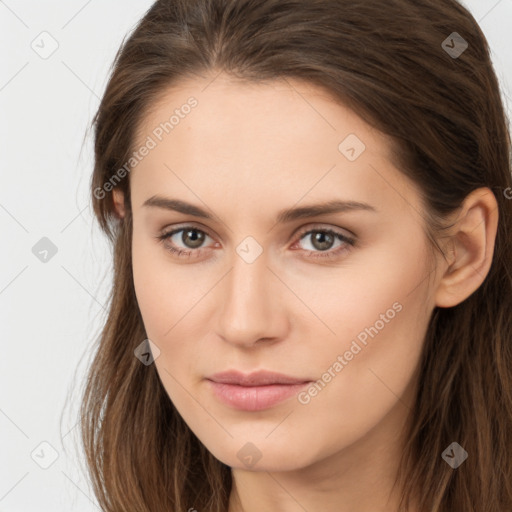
[142,195,377,223]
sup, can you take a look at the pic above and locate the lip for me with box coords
[207,369,311,386]
[206,370,313,411]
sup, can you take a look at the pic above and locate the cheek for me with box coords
[131,229,208,339]
[291,230,432,352]
[292,236,432,436]
[131,232,221,403]
[132,232,167,335]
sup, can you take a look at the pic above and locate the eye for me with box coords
[156,225,355,260]
[156,226,216,259]
[291,226,355,260]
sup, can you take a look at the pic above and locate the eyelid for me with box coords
[159,222,215,242]
[292,222,356,241]
[160,221,355,242]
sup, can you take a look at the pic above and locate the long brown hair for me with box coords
[79,0,512,510]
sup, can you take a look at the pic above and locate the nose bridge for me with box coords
[215,242,283,346]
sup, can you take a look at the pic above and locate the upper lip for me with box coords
[207,370,312,386]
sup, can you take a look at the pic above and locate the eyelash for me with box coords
[155,225,356,261]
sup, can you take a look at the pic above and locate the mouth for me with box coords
[205,370,313,411]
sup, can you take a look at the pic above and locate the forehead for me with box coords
[134,72,391,155]
[129,73,421,218]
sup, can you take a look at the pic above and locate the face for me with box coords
[126,72,442,472]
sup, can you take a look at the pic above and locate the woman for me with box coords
[80,0,512,510]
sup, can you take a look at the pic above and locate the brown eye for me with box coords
[293,227,355,260]
[179,228,206,249]
[157,227,214,258]
[308,231,336,251]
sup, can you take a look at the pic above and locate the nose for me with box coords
[214,246,289,349]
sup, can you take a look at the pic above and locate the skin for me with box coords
[112,71,498,512]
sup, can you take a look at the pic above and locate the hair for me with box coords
[79,0,512,510]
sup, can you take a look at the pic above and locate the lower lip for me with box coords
[206,380,311,411]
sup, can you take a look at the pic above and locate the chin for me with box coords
[203,437,317,472]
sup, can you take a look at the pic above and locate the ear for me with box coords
[434,187,499,308]
[113,189,126,219]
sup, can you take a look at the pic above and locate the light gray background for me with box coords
[1,1,511,510]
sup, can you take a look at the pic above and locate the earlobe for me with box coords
[434,187,499,308]
[113,189,126,219]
